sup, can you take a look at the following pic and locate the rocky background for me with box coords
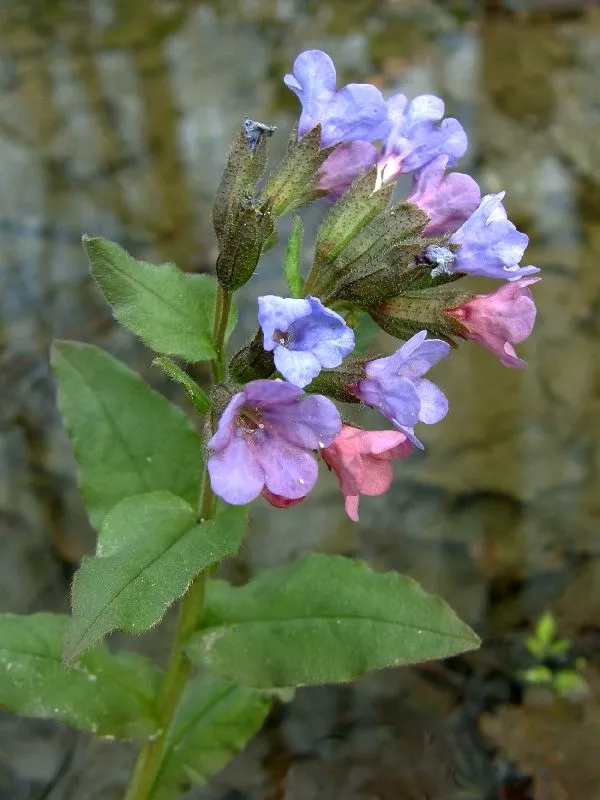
[1,0,599,797]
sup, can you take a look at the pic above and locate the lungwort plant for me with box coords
[0,51,540,799]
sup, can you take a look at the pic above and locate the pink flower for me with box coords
[446,277,540,368]
[321,425,412,521]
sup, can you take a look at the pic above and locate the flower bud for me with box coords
[445,278,539,368]
[213,123,275,290]
[259,125,335,216]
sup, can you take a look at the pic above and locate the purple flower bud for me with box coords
[207,380,341,505]
[377,94,468,186]
[258,295,355,388]
[354,331,450,448]
[446,278,540,368]
[407,155,481,235]
[317,141,379,201]
[284,50,390,146]
[450,193,540,281]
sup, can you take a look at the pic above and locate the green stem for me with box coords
[211,285,232,383]
[123,285,231,800]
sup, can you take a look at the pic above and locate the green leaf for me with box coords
[152,356,211,414]
[83,236,237,362]
[187,553,480,688]
[0,613,160,739]
[521,665,553,685]
[148,674,271,799]
[283,216,305,298]
[51,341,203,528]
[65,493,248,663]
[548,638,570,656]
[534,611,557,649]
[552,670,588,696]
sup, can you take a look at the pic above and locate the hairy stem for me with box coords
[123,285,231,800]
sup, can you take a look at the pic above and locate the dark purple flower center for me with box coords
[273,328,291,346]
[237,405,265,434]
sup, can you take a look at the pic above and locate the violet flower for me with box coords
[407,155,481,236]
[377,94,468,187]
[355,330,450,448]
[258,295,354,388]
[446,277,540,368]
[284,50,390,146]
[207,380,341,505]
[317,141,379,201]
[448,193,540,280]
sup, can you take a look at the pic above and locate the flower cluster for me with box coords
[207,49,541,521]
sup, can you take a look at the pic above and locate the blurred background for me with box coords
[1,0,600,797]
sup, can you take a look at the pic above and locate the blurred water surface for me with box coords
[1,1,600,798]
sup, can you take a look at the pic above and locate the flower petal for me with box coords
[258,296,311,350]
[344,495,360,522]
[264,393,341,449]
[450,193,532,279]
[359,375,421,427]
[317,141,379,201]
[283,50,337,137]
[380,93,468,181]
[273,346,321,388]
[208,430,264,505]
[256,434,318,499]
[207,392,246,450]
[414,378,449,424]
[408,154,481,236]
[243,378,302,407]
[284,49,388,147]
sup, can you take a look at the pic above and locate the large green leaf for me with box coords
[65,493,248,663]
[51,341,203,528]
[0,613,160,739]
[149,674,271,799]
[83,236,236,361]
[187,553,480,688]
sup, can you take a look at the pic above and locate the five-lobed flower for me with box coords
[447,193,540,281]
[354,331,450,449]
[376,94,468,188]
[207,379,341,505]
[322,425,412,521]
[258,295,354,388]
[446,278,540,368]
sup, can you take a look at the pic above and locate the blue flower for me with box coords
[450,193,540,280]
[258,295,355,388]
[377,94,468,187]
[355,331,450,449]
[284,50,390,146]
